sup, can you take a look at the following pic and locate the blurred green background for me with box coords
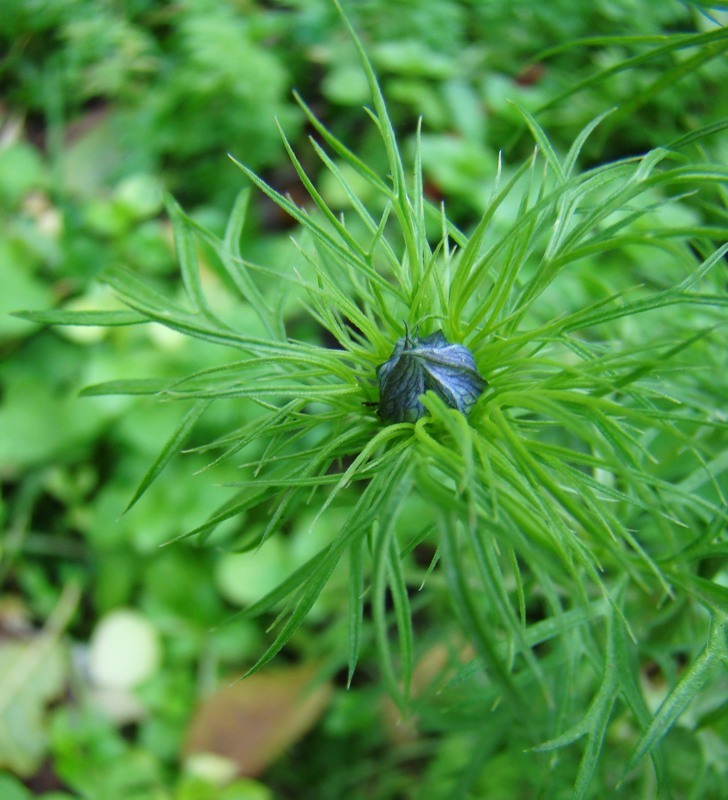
[1,1,726,798]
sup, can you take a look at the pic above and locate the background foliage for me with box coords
[1,1,727,798]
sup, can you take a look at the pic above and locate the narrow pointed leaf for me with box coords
[124,399,212,513]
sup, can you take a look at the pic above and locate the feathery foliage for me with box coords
[16,3,728,796]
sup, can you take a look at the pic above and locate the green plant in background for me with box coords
[296,0,728,218]
[0,0,299,215]
[4,1,728,798]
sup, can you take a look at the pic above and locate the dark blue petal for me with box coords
[376,329,486,423]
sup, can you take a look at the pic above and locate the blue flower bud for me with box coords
[376,328,486,423]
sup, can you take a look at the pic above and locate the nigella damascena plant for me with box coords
[376,327,486,424]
